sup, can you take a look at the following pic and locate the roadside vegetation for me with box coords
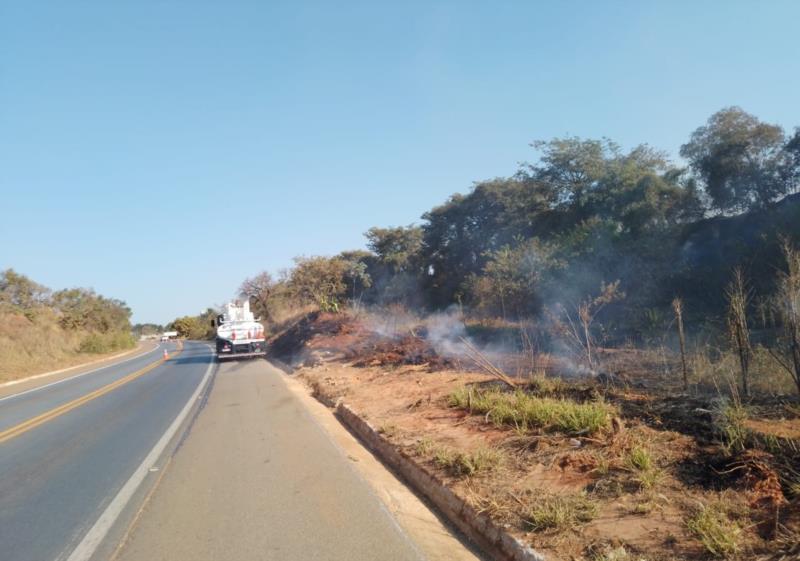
[218,106,800,559]
[166,309,218,340]
[0,269,135,381]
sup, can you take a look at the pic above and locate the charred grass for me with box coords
[284,311,800,560]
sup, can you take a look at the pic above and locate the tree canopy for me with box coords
[680,107,795,214]
[236,107,800,332]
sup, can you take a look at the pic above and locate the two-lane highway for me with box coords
[0,342,476,561]
[0,341,214,561]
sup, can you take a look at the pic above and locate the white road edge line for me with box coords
[64,345,216,561]
[0,344,162,404]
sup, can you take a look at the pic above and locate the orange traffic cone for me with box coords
[163,348,169,360]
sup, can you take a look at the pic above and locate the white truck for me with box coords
[160,330,178,342]
[214,301,266,360]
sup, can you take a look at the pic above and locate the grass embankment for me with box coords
[0,310,135,383]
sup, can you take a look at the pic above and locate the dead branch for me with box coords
[458,336,517,389]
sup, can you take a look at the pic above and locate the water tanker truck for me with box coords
[214,300,266,360]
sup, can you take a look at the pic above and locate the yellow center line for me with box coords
[0,347,183,444]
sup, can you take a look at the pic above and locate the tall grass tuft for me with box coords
[686,502,742,558]
[524,492,598,531]
[450,386,615,435]
[432,445,504,477]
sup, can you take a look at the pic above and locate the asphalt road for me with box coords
[0,343,428,561]
[0,341,209,561]
[114,357,423,561]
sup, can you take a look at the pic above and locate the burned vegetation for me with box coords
[266,306,800,561]
[245,107,800,560]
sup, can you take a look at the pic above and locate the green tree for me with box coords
[591,145,703,233]
[0,269,50,313]
[52,288,131,333]
[170,316,203,338]
[680,107,791,213]
[527,137,613,210]
[421,178,558,307]
[168,309,216,340]
[288,256,348,312]
[365,226,423,274]
[785,128,800,194]
[338,251,372,303]
[466,239,561,318]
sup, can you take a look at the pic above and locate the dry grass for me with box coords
[690,346,797,396]
[431,445,504,478]
[289,311,800,559]
[525,372,568,396]
[377,422,399,438]
[623,445,665,490]
[685,502,742,558]
[523,492,598,532]
[266,303,317,335]
[712,398,750,454]
[414,436,436,456]
[625,445,654,472]
[589,545,649,561]
[0,310,134,382]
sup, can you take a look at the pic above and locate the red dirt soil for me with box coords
[272,311,800,561]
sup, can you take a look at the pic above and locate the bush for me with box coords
[0,271,135,380]
[79,331,135,354]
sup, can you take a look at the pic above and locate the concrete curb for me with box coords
[0,342,149,389]
[335,403,546,561]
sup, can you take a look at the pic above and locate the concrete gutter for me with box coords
[335,403,546,561]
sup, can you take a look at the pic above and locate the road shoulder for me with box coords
[112,359,435,561]
[280,371,484,561]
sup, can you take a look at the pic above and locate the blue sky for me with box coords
[2,1,798,324]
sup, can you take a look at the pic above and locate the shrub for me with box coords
[78,331,135,354]
[79,333,107,354]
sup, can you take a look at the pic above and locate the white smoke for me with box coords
[423,309,470,358]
